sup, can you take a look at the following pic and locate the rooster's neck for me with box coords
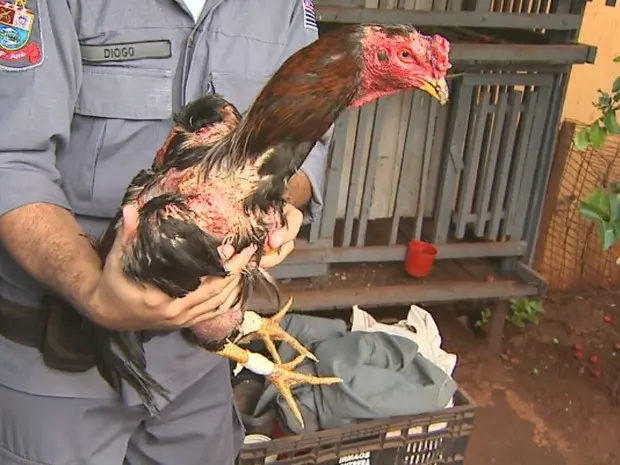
[234,27,364,158]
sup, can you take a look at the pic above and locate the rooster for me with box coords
[76,23,452,427]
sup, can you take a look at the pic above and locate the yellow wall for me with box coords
[562,0,620,122]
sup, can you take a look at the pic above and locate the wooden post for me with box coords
[531,120,575,272]
[487,299,509,354]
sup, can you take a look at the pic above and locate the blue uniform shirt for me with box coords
[0,0,328,401]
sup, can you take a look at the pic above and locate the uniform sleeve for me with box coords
[281,0,332,225]
[0,0,81,218]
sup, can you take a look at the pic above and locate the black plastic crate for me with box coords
[236,388,475,465]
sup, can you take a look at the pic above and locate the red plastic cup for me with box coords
[404,240,438,278]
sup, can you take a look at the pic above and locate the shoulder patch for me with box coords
[0,0,43,71]
[302,0,318,31]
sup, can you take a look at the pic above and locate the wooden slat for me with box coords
[476,0,493,10]
[407,94,431,237]
[474,87,509,236]
[432,81,473,243]
[414,97,439,239]
[315,6,583,31]
[425,103,450,217]
[454,88,492,239]
[335,108,362,219]
[355,100,389,245]
[487,90,522,239]
[531,121,575,271]
[399,92,428,220]
[251,281,539,312]
[487,89,522,239]
[463,73,555,87]
[369,93,407,220]
[414,0,435,10]
[511,85,553,239]
[270,263,329,280]
[501,89,539,238]
[433,0,449,11]
[319,114,350,241]
[342,102,376,246]
[285,241,527,265]
[398,0,417,9]
[389,92,415,245]
[308,208,321,243]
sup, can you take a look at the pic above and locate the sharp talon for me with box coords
[214,340,343,429]
[239,297,320,364]
[269,360,343,428]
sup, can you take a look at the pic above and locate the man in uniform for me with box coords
[0,0,329,464]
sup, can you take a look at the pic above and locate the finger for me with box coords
[106,207,139,271]
[183,301,238,327]
[219,281,244,312]
[104,227,126,272]
[217,244,235,261]
[223,244,257,274]
[174,244,254,310]
[260,240,295,269]
[175,272,242,312]
[181,278,243,326]
[269,205,303,248]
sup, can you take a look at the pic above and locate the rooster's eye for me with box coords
[401,50,411,59]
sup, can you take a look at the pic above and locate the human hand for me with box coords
[85,205,255,331]
[261,203,303,268]
[216,203,303,270]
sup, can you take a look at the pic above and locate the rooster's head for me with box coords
[350,24,451,108]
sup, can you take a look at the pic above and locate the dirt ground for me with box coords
[430,291,620,465]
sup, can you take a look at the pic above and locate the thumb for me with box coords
[120,204,140,242]
[106,204,139,265]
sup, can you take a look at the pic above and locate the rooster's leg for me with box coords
[217,341,342,428]
[238,297,317,364]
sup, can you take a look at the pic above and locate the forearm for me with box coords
[0,203,102,313]
[286,171,313,209]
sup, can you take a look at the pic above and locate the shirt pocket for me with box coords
[75,65,173,119]
[58,65,174,218]
[209,71,270,115]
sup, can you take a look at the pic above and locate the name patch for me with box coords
[81,40,171,63]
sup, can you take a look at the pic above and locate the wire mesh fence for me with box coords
[535,120,620,293]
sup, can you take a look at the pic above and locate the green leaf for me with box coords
[574,128,590,151]
[614,77,620,94]
[610,189,620,222]
[612,219,620,239]
[606,110,620,135]
[580,202,607,222]
[590,121,607,148]
[614,92,620,103]
[581,188,612,224]
[599,92,612,107]
[614,56,620,63]
[599,222,617,250]
[584,187,611,217]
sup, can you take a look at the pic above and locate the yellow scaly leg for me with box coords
[217,341,342,428]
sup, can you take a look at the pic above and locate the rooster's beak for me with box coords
[421,78,449,106]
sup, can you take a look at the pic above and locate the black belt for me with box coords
[0,294,46,348]
[0,295,167,372]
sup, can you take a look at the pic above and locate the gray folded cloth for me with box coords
[253,314,457,434]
